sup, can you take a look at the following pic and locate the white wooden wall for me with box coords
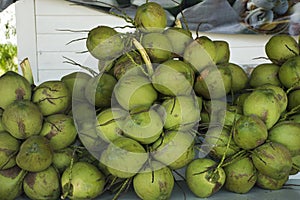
[15,0,276,84]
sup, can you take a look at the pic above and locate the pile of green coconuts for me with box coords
[1,1,300,200]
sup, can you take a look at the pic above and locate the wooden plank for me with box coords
[230,47,268,65]
[15,0,39,81]
[36,15,132,34]
[37,51,99,70]
[36,33,87,52]
[35,0,106,16]
[37,69,85,83]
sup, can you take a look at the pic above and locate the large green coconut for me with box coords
[0,131,20,170]
[204,127,240,159]
[133,161,174,200]
[113,74,157,111]
[100,137,148,178]
[194,65,232,99]
[16,135,53,172]
[61,161,105,200]
[40,114,77,150]
[113,51,144,80]
[159,95,200,131]
[287,89,300,112]
[85,73,117,108]
[249,63,281,87]
[256,172,289,190]
[186,158,226,198]
[243,88,281,129]
[233,114,268,150]
[183,36,217,72]
[268,121,300,156]
[2,100,43,139]
[134,2,167,33]
[32,80,71,116]
[86,25,124,60]
[214,40,230,64]
[164,27,193,56]
[151,60,195,96]
[0,71,32,110]
[151,130,195,170]
[0,166,27,200]
[251,142,292,180]
[96,107,126,143]
[225,62,249,92]
[52,147,77,173]
[23,166,60,200]
[257,84,288,114]
[265,34,299,65]
[224,157,257,194]
[61,71,92,101]
[278,56,300,89]
[141,32,173,63]
[120,109,163,144]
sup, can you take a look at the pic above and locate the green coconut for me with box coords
[213,40,230,64]
[152,60,195,96]
[40,114,77,150]
[86,25,124,60]
[113,51,144,80]
[183,36,217,72]
[16,135,53,172]
[0,166,27,200]
[151,130,195,170]
[251,142,292,180]
[0,131,20,170]
[96,107,126,143]
[186,158,226,198]
[100,137,148,178]
[52,147,77,173]
[287,89,300,112]
[159,95,200,131]
[133,161,174,200]
[278,56,300,89]
[265,34,299,65]
[113,74,157,111]
[23,166,60,200]
[0,71,32,110]
[204,127,240,159]
[141,32,173,63]
[85,73,117,108]
[256,172,289,190]
[61,71,92,101]
[243,88,281,129]
[257,84,288,113]
[61,161,105,200]
[249,63,281,87]
[2,100,43,139]
[224,62,248,92]
[289,114,300,123]
[120,109,163,144]
[164,27,193,56]
[32,80,71,116]
[224,157,257,194]
[233,114,268,150]
[134,2,167,33]
[194,65,232,99]
[268,121,300,156]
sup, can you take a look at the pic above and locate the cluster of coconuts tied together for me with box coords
[1,1,300,200]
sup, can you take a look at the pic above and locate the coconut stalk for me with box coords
[132,38,153,77]
[20,58,35,87]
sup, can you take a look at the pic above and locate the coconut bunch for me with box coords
[0,62,111,199]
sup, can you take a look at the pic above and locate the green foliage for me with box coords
[0,43,17,75]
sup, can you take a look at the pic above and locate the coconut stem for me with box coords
[20,58,35,86]
[112,178,131,200]
[132,37,154,77]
